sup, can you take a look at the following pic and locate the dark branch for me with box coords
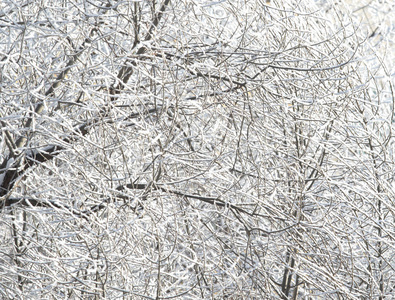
[118,182,253,216]
[114,0,171,89]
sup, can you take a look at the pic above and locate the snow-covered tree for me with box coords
[1,0,394,298]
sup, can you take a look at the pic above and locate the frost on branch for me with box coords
[0,0,394,299]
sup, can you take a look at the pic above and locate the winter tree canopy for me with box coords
[1,0,394,298]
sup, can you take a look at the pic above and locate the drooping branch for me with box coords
[2,180,296,235]
[117,182,254,217]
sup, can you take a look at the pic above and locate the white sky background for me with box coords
[317,0,395,73]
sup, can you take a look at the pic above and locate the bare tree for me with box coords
[1,0,394,299]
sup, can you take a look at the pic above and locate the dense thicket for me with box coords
[1,0,394,298]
